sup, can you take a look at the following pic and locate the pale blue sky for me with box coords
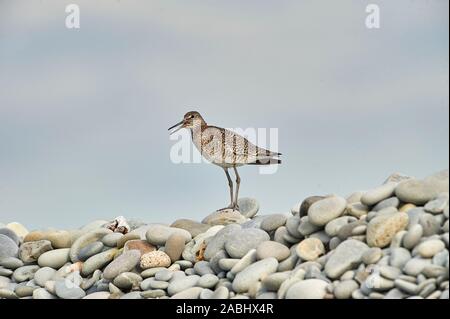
[0,0,448,229]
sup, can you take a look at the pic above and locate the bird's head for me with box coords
[168,111,205,134]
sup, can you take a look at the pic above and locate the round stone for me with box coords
[389,247,411,269]
[13,265,40,282]
[361,182,397,206]
[299,196,326,217]
[141,289,166,298]
[308,196,347,226]
[19,240,53,263]
[34,267,57,287]
[0,234,19,259]
[123,240,156,255]
[298,217,321,236]
[403,258,431,276]
[285,279,328,299]
[347,203,369,218]
[38,248,70,269]
[83,291,111,299]
[256,241,290,261]
[419,214,441,236]
[395,171,449,205]
[103,250,141,280]
[170,219,211,237]
[32,288,57,299]
[325,216,355,237]
[232,258,278,293]
[334,280,359,299]
[6,222,29,238]
[145,225,192,246]
[194,261,214,275]
[296,238,325,261]
[202,209,247,226]
[167,275,200,296]
[171,287,203,299]
[224,228,270,258]
[362,247,383,265]
[113,272,143,290]
[424,194,449,214]
[402,224,423,250]
[373,197,400,212]
[324,239,369,279]
[197,274,219,289]
[116,233,141,248]
[78,241,104,261]
[0,228,20,245]
[165,234,186,262]
[102,233,124,247]
[236,197,260,218]
[366,212,409,247]
[0,257,23,269]
[15,285,37,298]
[140,251,171,269]
[416,239,445,258]
[260,214,287,232]
[69,228,112,262]
[55,279,86,299]
[82,248,118,276]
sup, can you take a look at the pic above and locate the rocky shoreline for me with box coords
[0,170,449,299]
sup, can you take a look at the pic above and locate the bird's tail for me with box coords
[247,158,282,165]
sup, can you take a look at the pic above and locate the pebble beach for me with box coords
[0,169,449,299]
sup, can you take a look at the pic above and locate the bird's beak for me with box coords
[168,120,184,135]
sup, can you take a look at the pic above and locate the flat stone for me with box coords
[171,286,203,299]
[113,272,143,290]
[82,248,118,276]
[69,228,112,262]
[296,238,325,261]
[256,241,290,261]
[424,193,449,214]
[194,261,214,275]
[203,224,241,261]
[324,239,369,279]
[78,241,104,261]
[285,216,302,238]
[0,228,20,245]
[117,233,141,248]
[230,249,257,274]
[140,251,171,269]
[82,291,111,299]
[403,224,423,249]
[285,279,328,299]
[0,257,23,269]
[232,258,278,293]
[416,239,445,258]
[165,234,185,262]
[334,280,359,299]
[0,234,19,259]
[15,285,37,298]
[32,288,57,299]
[225,228,270,258]
[198,274,219,289]
[141,289,166,298]
[123,240,156,256]
[34,267,57,287]
[347,203,369,218]
[237,197,260,218]
[373,197,400,212]
[260,214,287,232]
[103,250,141,280]
[297,217,321,236]
[38,248,70,269]
[18,240,53,263]
[299,196,326,217]
[366,211,409,247]
[395,279,418,295]
[102,233,124,247]
[325,216,355,237]
[13,265,40,282]
[419,213,441,236]
[202,209,247,226]
[55,279,86,299]
[167,275,200,296]
[145,225,192,246]
[308,196,347,226]
[170,219,211,237]
[389,247,411,269]
[403,258,432,276]
[361,182,397,206]
[362,247,383,265]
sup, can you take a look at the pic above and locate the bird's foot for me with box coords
[216,204,236,212]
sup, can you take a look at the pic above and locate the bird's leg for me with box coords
[222,168,234,209]
[233,167,241,210]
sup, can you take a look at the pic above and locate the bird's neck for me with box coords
[190,121,207,141]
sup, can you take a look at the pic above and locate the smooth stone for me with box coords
[262,272,291,291]
[285,216,302,238]
[12,265,39,282]
[237,197,260,218]
[324,239,369,279]
[395,171,449,205]
[103,250,141,280]
[0,228,20,245]
[285,279,328,299]
[422,265,447,278]
[170,219,211,237]
[224,228,270,259]
[299,196,326,217]
[389,247,412,269]
[211,286,229,299]
[140,251,171,269]
[81,269,102,290]
[19,240,53,263]
[373,197,400,212]
[141,289,166,298]
[366,211,409,247]
[0,288,18,299]
[145,225,192,246]
[123,240,156,255]
[347,203,369,218]
[325,216,355,237]
[182,227,220,262]
[120,291,143,299]
[362,247,383,265]
[218,258,239,271]
[297,217,321,236]
[419,214,441,236]
[361,182,397,206]
[232,258,278,293]
[400,203,417,213]
[230,249,257,275]
[0,276,11,289]
[32,288,57,299]
[0,267,12,276]
[0,234,19,259]
[37,248,70,269]
[395,279,418,295]
[78,241,104,261]
[167,275,200,296]
[154,269,173,281]
[273,226,290,246]
[365,273,394,291]
[174,260,193,270]
[165,234,186,263]
[256,241,290,261]
[240,216,265,229]
[194,261,214,275]
[82,248,118,276]
[83,291,111,299]
[203,224,240,261]
[141,267,167,278]
[113,272,143,290]
[260,214,287,232]
[334,280,359,299]
[102,233,124,247]
[403,258,432,276]
[296,238,325,261]
[55,279,86,299]
[34,267,57,287]
[171,286,203,299]
[117,233,141,249]
[379,265,402,280]
[198,274,219,289]
[202,209,247,226]
[69,228,112,262]
[425,194,449,214]
[24,230,72,249]
[308,196,347,226]
[0,257,23,269]
[416,239,445,258]
[6,222,29,238]
[15,285,37,298]
[403,224,424,249]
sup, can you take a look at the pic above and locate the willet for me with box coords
[169,111,281,210]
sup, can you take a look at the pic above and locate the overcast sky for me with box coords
[0,0,448,230]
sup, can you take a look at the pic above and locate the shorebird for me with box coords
[168,111,281,210]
